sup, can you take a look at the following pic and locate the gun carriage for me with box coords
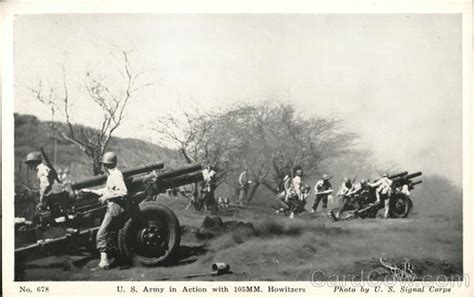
[335,171,422,220]
[15,161,204,267]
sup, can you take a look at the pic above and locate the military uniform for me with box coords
[96,168,128,254]
[370,176,393,218]
[201,167,217,212]
[237,171,249,206]
[36,163,54,200]
[313,180,332,211]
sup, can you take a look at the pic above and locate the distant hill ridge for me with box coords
[14,113,183,187]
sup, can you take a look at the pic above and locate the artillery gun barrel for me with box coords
[155,163,202,180]
[389,171,408,179]
[392,172,423,188]
[71,162,164,190]
[128,171,204,192]
[411,180,423,186]
[404,171,422,180]
[159,172,204,190]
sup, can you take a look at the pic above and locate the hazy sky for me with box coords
[14,14,462,184]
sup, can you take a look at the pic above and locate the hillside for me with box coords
[14,113,184,188]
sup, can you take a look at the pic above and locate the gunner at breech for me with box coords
[80,152,129,270]
[25,151,56,210]
[369,173,393,219]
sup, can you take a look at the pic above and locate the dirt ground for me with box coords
[16,196,463,281]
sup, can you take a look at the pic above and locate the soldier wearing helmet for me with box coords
[80,152,129,270]
[333,178,368,220]
[236,170,252,206]
[292,184,311,216]
[288,168,304,219]
[337,177,354,198]
[200,162,218,213]
[312,174,333,213]
[369,173,393,219]
[25,151,55,210]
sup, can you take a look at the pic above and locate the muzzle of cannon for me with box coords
[391,171,423,188]
[388,171,408,179]
[71,162,165,190]
[127,165,203,193]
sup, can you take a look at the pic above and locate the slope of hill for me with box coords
[14,113,183,188]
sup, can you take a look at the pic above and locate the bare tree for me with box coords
[151,102,357,204]
[152,106,237,181]
[30,50,152,175]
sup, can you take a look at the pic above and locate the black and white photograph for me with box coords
[2,2,472,296]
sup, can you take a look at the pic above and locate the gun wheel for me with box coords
[118,202,181,266]
[389,193,412,218]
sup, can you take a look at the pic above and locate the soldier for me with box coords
[288,169,304,219]
[24,152,55,210]
[236,170,252,206]
[292,184,311,216]
[313,174,333,212]
[369,173,393,219]
[80,152,129,270]
[337,177,353,202]
[333,179,368,220]
[332,177,353,218]
[200,163,218,212]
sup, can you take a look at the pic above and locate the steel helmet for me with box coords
[343,177,350,183]
[382,173,388,178]
[360,179,367,185]
[296,169,303,176]
[322,174,330,181]
[101,152,117,165]
[25,152,42,164]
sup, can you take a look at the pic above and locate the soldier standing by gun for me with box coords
[312,174,333,213]
[24,151,59,210]
[369,173,393,219]
[332,179,368,220]
[80,152,129,270]
[292,184,311,215]
[337,177,354,203]
[332,177,353,218]
[288,169,303,219]
[200,163,218,213]
[236,170,252,206]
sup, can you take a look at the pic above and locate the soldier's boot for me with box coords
[91,252,111,271]
[328,210,338,221]
[98,252,112,269]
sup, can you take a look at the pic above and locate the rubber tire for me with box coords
[118,202,181,266]
[389,194,412,218]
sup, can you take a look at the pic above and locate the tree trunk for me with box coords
[92,152,103,176]
[246,182,261,203]
[262,180,279,194]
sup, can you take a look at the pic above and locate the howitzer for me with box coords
[331,170,423,221]
[388,171,408,180]
[15,162,204,267]
[391,171,422,188]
